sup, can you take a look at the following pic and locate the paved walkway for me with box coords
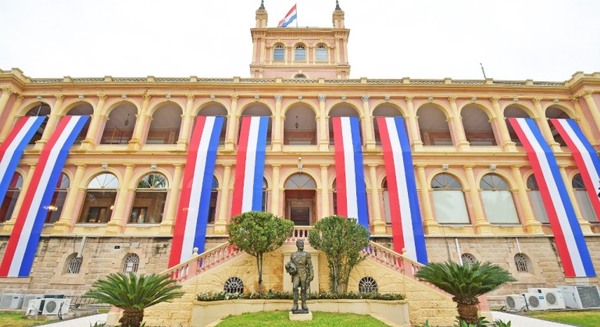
[41,313,107,326]
[491,311,575,327]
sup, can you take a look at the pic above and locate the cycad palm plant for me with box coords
[415,260,515,325]
[86,272,184,327]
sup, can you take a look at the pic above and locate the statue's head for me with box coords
[296,239,304,250]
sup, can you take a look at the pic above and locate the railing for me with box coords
[287,226,312,243]
[363,241,423,280]
[165,242,242,284]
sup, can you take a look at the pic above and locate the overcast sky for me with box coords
[1,0,599,81]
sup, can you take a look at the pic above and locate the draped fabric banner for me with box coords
[168,116,224,267]
[377,117,428,264]
[509,118,595,277]
[0,116,46,207]
[230,116,269,216]
[332,116,369,229]
[551,119,600,220]
[0,116,89,277]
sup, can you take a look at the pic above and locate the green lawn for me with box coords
[0,312,48,327]
[526,310,600,327]
[216,311,390,326]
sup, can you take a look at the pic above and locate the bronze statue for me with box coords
[285,239,314,313]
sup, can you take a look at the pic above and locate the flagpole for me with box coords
[295,2,298,27]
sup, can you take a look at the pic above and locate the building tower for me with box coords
[250,1,350,79]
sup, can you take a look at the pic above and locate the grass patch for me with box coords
[216,310,389,326]
[0,312,48,327]
[526,310,600,327]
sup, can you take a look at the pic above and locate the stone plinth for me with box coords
[289,311,313,321]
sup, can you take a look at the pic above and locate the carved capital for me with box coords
[361,95,370,103]
[186,94,195,101]
[143,92,151,101]
[274,95,283,102]
[318,95,327,102]
[54,94,65,101]
[230,94,239,101]
[405,96,414,102]
[2,86,13,95]
[582,89,595,97]
[448,96,457,102]
[490,96,500,104]
[97,93,107,101]
[532,97,542,105]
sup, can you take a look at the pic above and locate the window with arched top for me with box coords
[122,253,140,273]
[480,174,519,224]
[572,174,596,223]
[45,173,70,224]
[262,177,268,212]
[526,175,549,223]
[316,45,328,62]
[294,45,306,61]
[209,176,218,223]
[64,253,83,274]
[274,45,285,62]
[26,102,51,144]
[431,173,470,224]
[514,253,532,273]
[224,277,244,294]
[358,277,378,293]
[332,179,338,215]
[0,172,23,223]
[461,253,477,265]
[79,173,118,223]
[382,179,391,224]
[130,173,168,224]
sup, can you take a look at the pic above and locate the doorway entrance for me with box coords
[284,173,317,226]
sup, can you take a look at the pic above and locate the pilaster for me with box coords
[369,164,386,234]
[362,96,376,150]
[318,95,329,151]
[160,164,183,233]
[448,97,470,151]
[416,165,439,234]
[81,93,106,150]
[52,164,87,233]
[272,95,283,151]
[271,164,281,216]
[225,95,238,151]
[510,166,543,234]
[177,94,195,150]
[107,164,135,234]
[405,97,423,151]
[490,97,517,151]
[465,166,492,234]
[320,164,330,218]
[215,164,232,234]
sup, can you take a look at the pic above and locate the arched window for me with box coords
[122,253,140,273]
[480,174,519,224]
[572,174,596,223]
[273,45,285,62]
[316,45,328,62]
[64,253,83,274]
[358,277,378,293]
[130,173,168,224]
[294,45,306,61]
[262,177,268,212]
[382,179,391,224]
[208,176,219,223]
[332,179,338,215]
[294,73,307,79]
[80,173,118,223]
[0,172,23,222]
[514,253,532,273]
[26,102,50,144]
[45,173,70,224]
[461,253,477,266]
[224,277,244,294]
[526,175,549,223]
[431,173,469,224]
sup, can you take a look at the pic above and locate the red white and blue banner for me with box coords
[278,4,297,27]
[230,116,269,216]
[332,116,369,229]
[0,116,46,209]
[168,116,224,267]
[551,119,600,220]
[377,117,428,264]
[509,118,595,277]
[0,116,89,277]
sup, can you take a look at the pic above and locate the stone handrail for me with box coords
[363,241,423,280]
[165,242,242,284]
[286,226,312,243]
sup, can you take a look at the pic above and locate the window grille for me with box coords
[514,253,532,273]
[224,277,244,294]
[65,253,83,274]
[358,277,378,293]
[122,253,140,273]
[461,253,477,265]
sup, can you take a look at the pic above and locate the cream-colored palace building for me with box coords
[1,2,600,323]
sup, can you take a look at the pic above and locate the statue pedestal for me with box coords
[289,311,313,321]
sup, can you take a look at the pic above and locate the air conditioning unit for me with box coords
[504,294,527,311]
[0,294,24,309]
[21,294,44,310]
[42,298,70,316]
[559,285,600,309]
[25,299,44,316]
[524,292,549,311]
[527,288,565,309]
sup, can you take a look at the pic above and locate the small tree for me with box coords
[228,211,294,294]
[85,272,184,327]
[415,260,515,325]
[308,215,370,293]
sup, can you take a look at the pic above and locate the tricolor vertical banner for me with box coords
[509,118,595,277]
[332,116,369,229]
[0,116,89,277]
[551,119,600,220]
[168,116,224,267]
[377,117,428,264]
[0,116,46,208]
[230,116,269,216]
